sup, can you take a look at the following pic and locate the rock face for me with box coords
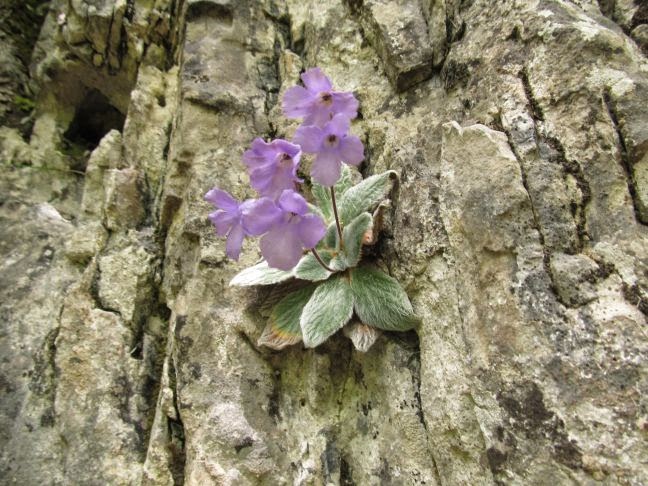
[1,0,647,484]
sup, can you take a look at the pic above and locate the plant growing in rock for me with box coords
[205,68,420,351]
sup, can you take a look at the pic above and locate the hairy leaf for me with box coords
[312,165,356,223]
[342,212,373,268]
[329,253,349,272]
[350,266,420,331]
[308,203,326,222]
[322,222,339,250]
[294,250,334,282]
[335,164,356,195]
[339,171,397,224]
[343,321,381,352]
[230,261,294,286]
[258,285,316,350]
[301,274,354,348]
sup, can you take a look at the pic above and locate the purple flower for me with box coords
[283,67,359,127]
[242,138,303,199]
[256,190,326,270]
[205,188,278,260]
[293,114,364,186]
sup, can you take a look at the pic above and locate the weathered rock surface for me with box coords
[1,0,648,485]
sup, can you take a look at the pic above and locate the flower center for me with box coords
[319,92,333,106]
[325,134,338,148]
[279,152,292,166]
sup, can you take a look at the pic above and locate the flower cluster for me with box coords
[205,68,364,270]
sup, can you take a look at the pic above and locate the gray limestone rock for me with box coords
[549,252,600,306]
[349,0,436,91]
[2,0,648,485]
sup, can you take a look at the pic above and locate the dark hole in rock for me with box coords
[64,90,125,150]
[186,1,233,23]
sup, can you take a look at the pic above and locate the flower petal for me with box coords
[297,214,326,248]
[331,91,359,120]
[303,108,333,128]
[326,113,350,138]
[261,225,303,270]
[278,190,309,216]
[241,198,282,235]
[272,139,301,158]
[283,86,314,118]
[251,137,275,155]
[268,164,300,199]
[226,224,245,260]
[204,188,239,212]
[301,67,332,92]
[311,151,342,187]
[338,135,364,166]
[248,164,276,194]
[209,210,237,236]
[242,138,274,168]
[293,125,324,153]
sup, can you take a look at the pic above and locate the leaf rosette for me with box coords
[229,168,419,352]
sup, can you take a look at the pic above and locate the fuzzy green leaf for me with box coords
[258,285,316,350]
[312,165,356,223]
[229,261,293,286]
[343,321,381,352]
[339,171,397,225]
[350,266,420,331]
[329,253,349,272]
[335,164,356,194]
[301,274,354,348]
[322,222,339,250]
[308,203,326,222]
[294,251,334,282]
[312,184,333,222]
[342,212,373,268]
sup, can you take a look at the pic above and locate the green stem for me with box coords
[311,248,334,273]
[330,186,343,245]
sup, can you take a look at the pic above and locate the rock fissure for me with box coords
[603,89,647,225]
[517,67,591,252]
[167,354,186,486]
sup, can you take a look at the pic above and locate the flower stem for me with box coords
[311,249,334,273]
[330,187,343,244]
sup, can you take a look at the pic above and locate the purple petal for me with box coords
[303,108,334,128]
[251,137,275,155]
[297,214,326,248]
[241,198,282,235]
[204,188,239,212]
[242,150,263,169]
[278,190,309,216]
[301,67,332,92]
[242,138,272,168]
[326,113,350,138]
[242,151,266,169]
[293,125,324,153]
[268,164,300,198]
[283,86,314,118]
[272,139,301,158]
[338,136,364,166]
[311,151,342,187]
[248,163,276,194]
[261,225,303,270]
[331,92,359,120]
[225,224,245,260]
[209,210,237,236]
